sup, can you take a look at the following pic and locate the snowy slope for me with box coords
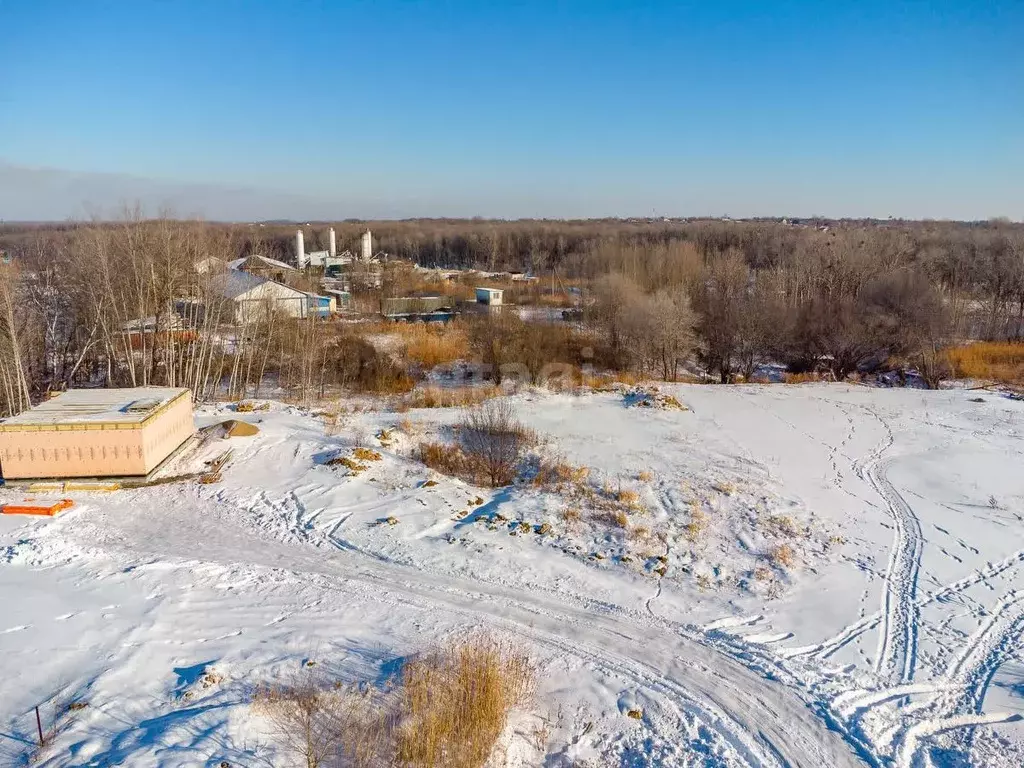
[1,384,1022,767]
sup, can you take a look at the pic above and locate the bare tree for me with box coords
[459,400,533,487]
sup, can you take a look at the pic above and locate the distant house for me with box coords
[302,292,336,318]
[381,295,453,319]
[216,271,318,324]
[325,291,352,310]
[475,287,503,306]
[229,254,298,283]
[193,257,226,274]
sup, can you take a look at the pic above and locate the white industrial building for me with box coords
[218,271,322,324]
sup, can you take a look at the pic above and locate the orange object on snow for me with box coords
[1,498,75,516]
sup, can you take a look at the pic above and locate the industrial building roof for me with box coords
[228,255,297,272]
[0,387,189,429]
[217,269,270,299]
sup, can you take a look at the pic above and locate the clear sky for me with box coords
[2,0,1022,220]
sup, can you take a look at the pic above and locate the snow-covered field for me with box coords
[2,383,1023,767]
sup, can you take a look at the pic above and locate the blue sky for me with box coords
[2,0,1022,220]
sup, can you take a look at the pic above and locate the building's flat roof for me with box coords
[0,387,189,429]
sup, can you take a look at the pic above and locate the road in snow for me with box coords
[1,383,1023,766]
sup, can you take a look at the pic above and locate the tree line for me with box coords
[0,214,1022,415]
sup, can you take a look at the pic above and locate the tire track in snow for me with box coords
[246,488,865,768]
[781,550,1024,662]
[895,592,1024,765]
[852,407,923,685]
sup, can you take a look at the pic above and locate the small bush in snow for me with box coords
[769,543,796,569]
[458,401,534,487]
[616,489,641,507]
[253,672,387,768]
[396,635,535,768]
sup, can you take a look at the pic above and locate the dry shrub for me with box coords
[396,636,535,768]
[616,489,641,507]
[368,371,417,395]
[328,333,417,394]
[253,673,388,768]
[416,441,472,479]
[397,323,471,368]
[613,510,630,528]
[769,543,796,569]
[321,406,348,437]
[328,455,369,474]
[783,371,826,384]
[405,386,501,409]
[945,342,1024,383]
[629,524,651,541]
[416,408,534,487]
[458,401,535,487]
[561,507,582,525]
[352,447,383,462]
[580,371,646,391]
[766,514,800,537]
[532,459,590,490]
[255,637,533,768]
[685,508,708,541]
[637,470,654,482]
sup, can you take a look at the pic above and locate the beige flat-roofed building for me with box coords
[0,387,195,480]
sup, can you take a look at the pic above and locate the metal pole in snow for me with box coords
[35,706,43,745]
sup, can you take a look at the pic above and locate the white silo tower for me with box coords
[295,229,306,267]
[328,227,337,259]
[361,229,373,262]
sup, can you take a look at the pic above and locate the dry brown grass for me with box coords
[637,470,654,482]
[532,459,590,490]
[416,441,471,479]
[403,385,501,409]
[352,447,383,462]
[395,323,471,368]
[629,524,651,541]
[396,636,535,768]
[782,372,827,384]
[580,371,646,391]
[253,673,388,768]
[766,514,800,538]
[561,507,582,525]
[712,480,737,496]
[616,489,641,507]
[253,634,532,768]
[684,508,709,541]
[327,455,369,473]
[945,342,1024,383]
[769,543,797,569]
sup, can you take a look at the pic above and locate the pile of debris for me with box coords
[622,385,688,411]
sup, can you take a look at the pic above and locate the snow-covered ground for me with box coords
[2,383,1023,767]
